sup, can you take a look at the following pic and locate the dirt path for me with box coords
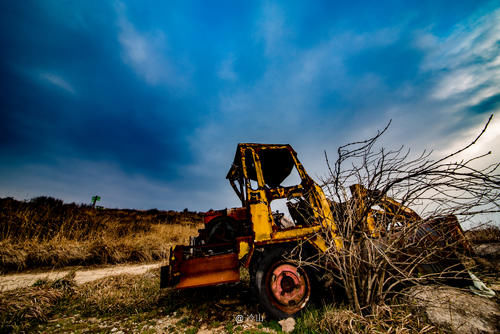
[0,262,162,291]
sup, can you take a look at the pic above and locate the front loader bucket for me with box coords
[408,215,474,286]
[160,245,240,289]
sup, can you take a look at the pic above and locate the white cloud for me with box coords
[255,2,287,56]
[415,8,500,158]
[191,4,500,214]
[422,9,500,102]
[422,9,500,70]
[217,54,238,81]
[39,72,76,94]
[440,115,500,159]
[432,69,477,100]
[115,1,190,89]
[413,32,438,50]
[368,7,500,151]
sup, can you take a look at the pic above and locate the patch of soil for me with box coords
[0,262,161,291]
[408,285,500,333]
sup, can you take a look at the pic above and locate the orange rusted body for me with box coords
[203,207,248,225]
[175,252,239,289]
[161,245,240,289]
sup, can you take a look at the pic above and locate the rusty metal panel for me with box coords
[424,215,474,255]
[203,207,249,225]
[227,207,248,221]
[176,269,240,289]
[204,209,226,224]
[179,252,238,274]
[175,252,240,289]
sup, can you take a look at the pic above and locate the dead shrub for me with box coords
[295,115,499,329]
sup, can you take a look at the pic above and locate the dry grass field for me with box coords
[1,266,441,333]
[1,195,499,333]
[0,196,203,273]
[5,261,497,333]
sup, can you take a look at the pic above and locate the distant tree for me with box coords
[91,195,101,208]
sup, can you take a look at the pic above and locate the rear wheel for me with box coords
[254,247,313,319]
[205,217,237,244]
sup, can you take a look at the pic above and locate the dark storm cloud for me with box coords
[0,0,498,212]
[0,1,195,179]
[469,94,500,115]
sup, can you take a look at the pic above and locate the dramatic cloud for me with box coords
[0,0,498,218]
[39,72,76,94]
[115,1,191,90]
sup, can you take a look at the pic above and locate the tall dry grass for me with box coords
[0,272,75,331]
[75,270,160,315]
[0,269,161,332]
[0,196,203,272]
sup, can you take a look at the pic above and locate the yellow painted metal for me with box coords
[350,183,421,237]
[271,226,330,252]
[242,147,276,242]
[169,245,176,263]
[350,184,380,238]
[238,143,344,252]
[251,201,273,241]
[238,240,250,260]
[166,144,459,291]
[366,211,379,238]
[376,195,420,220]
[272,226,322,239]
[311,184,343,250]
[310,235,328,252]
[251,148,266,190]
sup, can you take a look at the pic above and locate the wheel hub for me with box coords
[269,263,308,306]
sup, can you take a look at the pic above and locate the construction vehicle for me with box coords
[160,143,471,319]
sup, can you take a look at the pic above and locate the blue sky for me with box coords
[0,0,499,212]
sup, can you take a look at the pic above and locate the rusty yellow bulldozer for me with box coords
[160,143,471,319]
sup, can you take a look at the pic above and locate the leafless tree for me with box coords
[305,115,500,313]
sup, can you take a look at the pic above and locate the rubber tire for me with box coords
[254,247,314,319]
[205,217,237,244]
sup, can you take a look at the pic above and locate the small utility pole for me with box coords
[91,195,101,208]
